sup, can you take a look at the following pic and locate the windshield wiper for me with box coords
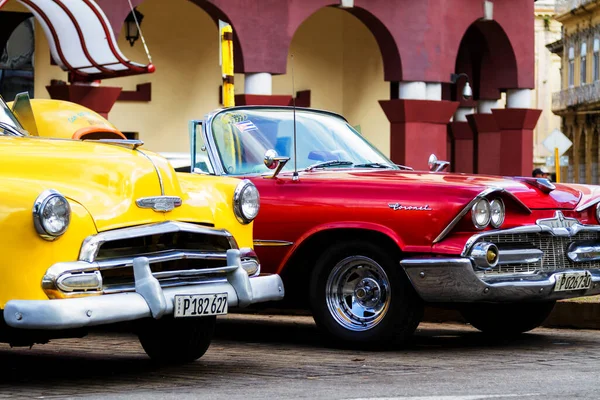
[354,162,394,169]
[0,121,26,137]
[305,160,354,171]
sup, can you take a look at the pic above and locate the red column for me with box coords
[448,121,474,173]
[379,99,459,170]
[467,113,501,175]
[46,84,122,118]
[491,108,542,176]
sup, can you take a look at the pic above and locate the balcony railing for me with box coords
[552,81,600,111]
[555,0,595,14]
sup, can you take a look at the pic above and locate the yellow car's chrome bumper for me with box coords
[4,250,284,330]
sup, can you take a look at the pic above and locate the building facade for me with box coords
[551,0,600,183]
[0,0,541,175]
[533,0,562,168]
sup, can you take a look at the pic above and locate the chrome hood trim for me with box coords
[433,187,531,244]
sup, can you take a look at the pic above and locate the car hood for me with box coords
[292,169,583,210]
[0,136,215,231]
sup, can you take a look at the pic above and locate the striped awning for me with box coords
[3,0,154,81]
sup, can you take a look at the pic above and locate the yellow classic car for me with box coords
[0,94,284,363]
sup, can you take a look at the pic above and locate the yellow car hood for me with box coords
[0,136,215,231]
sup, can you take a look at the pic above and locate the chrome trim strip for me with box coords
[253,239,294,247]
[152,266,238,279]
[567,242,600,262]
[136,149,165,195]
[95,251,228,269]
[102,277,228,294]
[433,187,502,244]
[461,223,600,257]
[576,197,600,212]
[96,139,144,149]
[498,248,544,265]
[78,221,235,263]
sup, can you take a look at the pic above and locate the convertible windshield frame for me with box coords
[202,106,397,177]
[0,96,26,137]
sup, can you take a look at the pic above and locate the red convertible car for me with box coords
[188,106,600,345]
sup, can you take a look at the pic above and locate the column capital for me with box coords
[491,108,541,130]
[466,113,499,134]
[379,99,459,124]
[449,121,474,140]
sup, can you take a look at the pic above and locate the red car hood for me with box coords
[291,169,583,210]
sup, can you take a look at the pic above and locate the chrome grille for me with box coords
[480,232,600,275]
[84,222,236,293]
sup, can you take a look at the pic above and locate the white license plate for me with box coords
[174,294,228,317]
[554,271,592,292]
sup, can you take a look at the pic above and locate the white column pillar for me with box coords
[454,107,475,122]
[506,89,531,109]
[245,73,273,95]
[478,99,501,114]
[398,81,426,100]
[425,83,442,101]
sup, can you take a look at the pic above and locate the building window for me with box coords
[568,46,575,87]
[0,16,35,100]
[594,38,600,81]
[581,41,587,85]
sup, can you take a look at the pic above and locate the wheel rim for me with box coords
[325,255,391,332]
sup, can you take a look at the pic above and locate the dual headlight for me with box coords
[471,198,505,230]
[233,180,260,224]
[33,190,71,240]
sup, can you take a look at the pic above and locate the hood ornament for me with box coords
[136,196,182,212]
[515,177,556,193]
[536,211,580,236]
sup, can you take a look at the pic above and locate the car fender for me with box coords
[276,221,406,275]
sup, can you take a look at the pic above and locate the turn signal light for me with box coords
[56,271,102,292]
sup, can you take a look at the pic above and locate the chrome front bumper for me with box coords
[4,249,284,330]
[401,258,600,303]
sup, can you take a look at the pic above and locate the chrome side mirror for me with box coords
[263,149,290,179]
[264,149,279,170]
[428,153,450,172]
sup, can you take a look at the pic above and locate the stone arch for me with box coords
[453,20,518,102]
[98,0,245,70]
[285,5,401,81]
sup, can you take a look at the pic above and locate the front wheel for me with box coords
[309,241,423,346]
[460,301,556,335]
[136,316,215,363]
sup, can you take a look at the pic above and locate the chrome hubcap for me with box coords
[325,256,391,332]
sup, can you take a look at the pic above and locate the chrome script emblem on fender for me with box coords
[136,196,183,212]
[388,203,432,211]
[536,211,580,236]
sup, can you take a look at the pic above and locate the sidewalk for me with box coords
[423,296,600,330]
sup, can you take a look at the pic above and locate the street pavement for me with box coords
[1,314,599,399]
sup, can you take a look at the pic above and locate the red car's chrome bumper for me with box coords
[401,258,600,303]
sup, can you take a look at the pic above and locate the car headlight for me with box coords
[471,198,491,229]
[489,199,505,228]
[233,180,260,224]
[33,190,71,240]
[596,205,600,224]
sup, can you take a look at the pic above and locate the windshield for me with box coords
[208,108,396,175]
[0,96,25,135]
